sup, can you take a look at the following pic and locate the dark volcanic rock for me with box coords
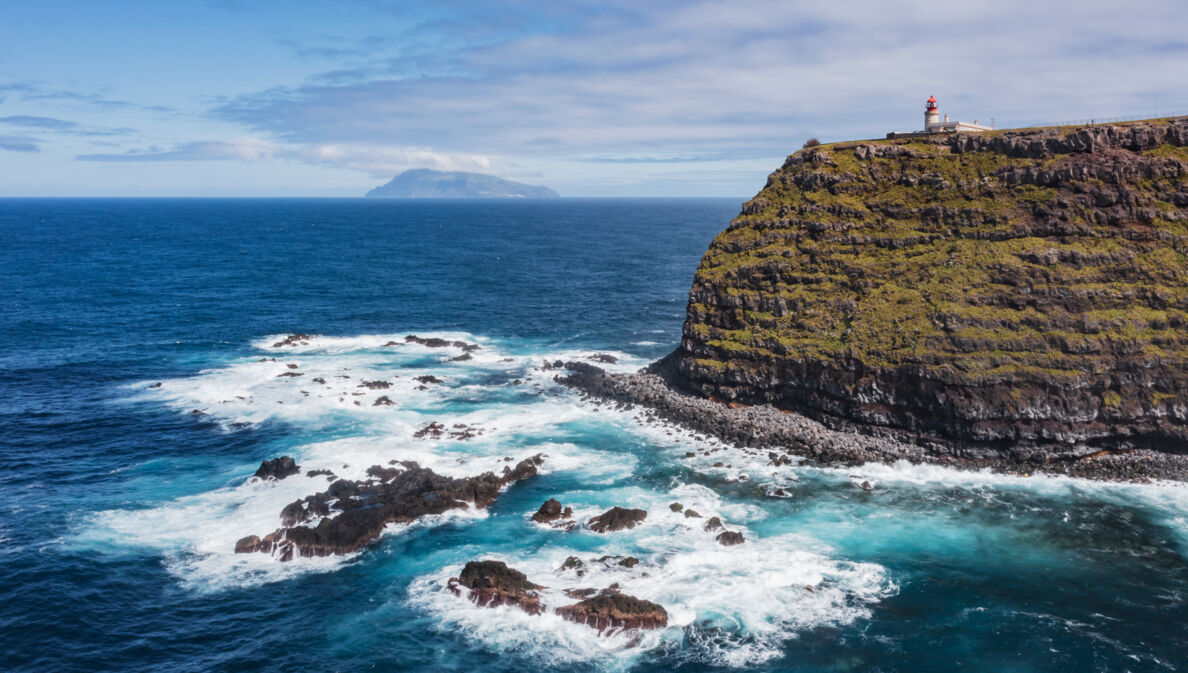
[254,456,299,480]
[716,531,745,546]
[414,375,443,385]
[235,455,543,560]
[556,593,668,632]
[532,498,573,524]
[588,506,647,533]
[448,560,544,614]
[272,334,312,348]
[234,535,260,553]
[373,396,394,406]
[359,380,391,390]
[405,335,480,352]
[413,422,446,438]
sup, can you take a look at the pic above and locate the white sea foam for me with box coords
[409,509,894,668]
[94,332,651,589]
[101,329,1188,668]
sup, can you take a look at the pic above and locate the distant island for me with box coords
[365,169,560,198]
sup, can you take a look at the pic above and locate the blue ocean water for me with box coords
[1,198,1185,673]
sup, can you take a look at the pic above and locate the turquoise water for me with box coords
[1,198,1185,672]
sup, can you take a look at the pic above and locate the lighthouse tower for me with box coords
[925,95,939,129]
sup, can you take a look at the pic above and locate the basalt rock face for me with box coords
[680,118,1188,456]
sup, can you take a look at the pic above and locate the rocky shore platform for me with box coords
[555,353,1188,483]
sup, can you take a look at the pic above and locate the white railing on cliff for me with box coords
[1029,111,1188,128]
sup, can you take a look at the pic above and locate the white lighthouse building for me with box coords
[888,96,992,138]
[922,95,991,133]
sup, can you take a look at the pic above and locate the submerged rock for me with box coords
[413,422,446,438]
[404,335,480,352]
[254,456,299,480]
[588,506,648,533]
[272,334,312,348]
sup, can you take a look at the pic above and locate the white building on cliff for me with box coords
[887,96,992,138]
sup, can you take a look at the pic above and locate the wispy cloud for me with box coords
[77,139,281,162]
[7,0,1188,195]
[0,135,41,152]
[0,115,79,130]
[77,137,490,177]
[210,0,1188,164]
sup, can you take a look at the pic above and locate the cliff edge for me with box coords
[678,117,1188,459]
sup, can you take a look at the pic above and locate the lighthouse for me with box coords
[887,96,992,138]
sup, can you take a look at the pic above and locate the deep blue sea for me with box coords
[1,198,1186,673]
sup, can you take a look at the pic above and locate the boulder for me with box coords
[716,530,745,546]
[254,456,299,480]
[588,507,648,533]
[556,593,668,632]
[449,560,544,615]
[531,498,573,524]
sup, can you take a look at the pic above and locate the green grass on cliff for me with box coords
[689,120,1188,381]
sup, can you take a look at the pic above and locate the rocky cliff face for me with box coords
[679,118,1188,457]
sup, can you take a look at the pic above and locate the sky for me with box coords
[1,0,1186,197]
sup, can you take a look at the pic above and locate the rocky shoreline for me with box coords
[556,353,1188,483]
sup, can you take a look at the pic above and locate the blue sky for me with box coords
[1,0,1186,197]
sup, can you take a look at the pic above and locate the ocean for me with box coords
[1,198,1185,672]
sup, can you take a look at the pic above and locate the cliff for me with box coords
[366,169,559,198]
[677,117,1188,458]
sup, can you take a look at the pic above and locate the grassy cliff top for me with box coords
[680,117,1188,448]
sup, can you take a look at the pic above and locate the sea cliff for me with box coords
[566,117,1188,480]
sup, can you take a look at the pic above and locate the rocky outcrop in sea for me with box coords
[234,455,543,561]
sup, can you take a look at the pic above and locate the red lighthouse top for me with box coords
[926,95,937,110]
